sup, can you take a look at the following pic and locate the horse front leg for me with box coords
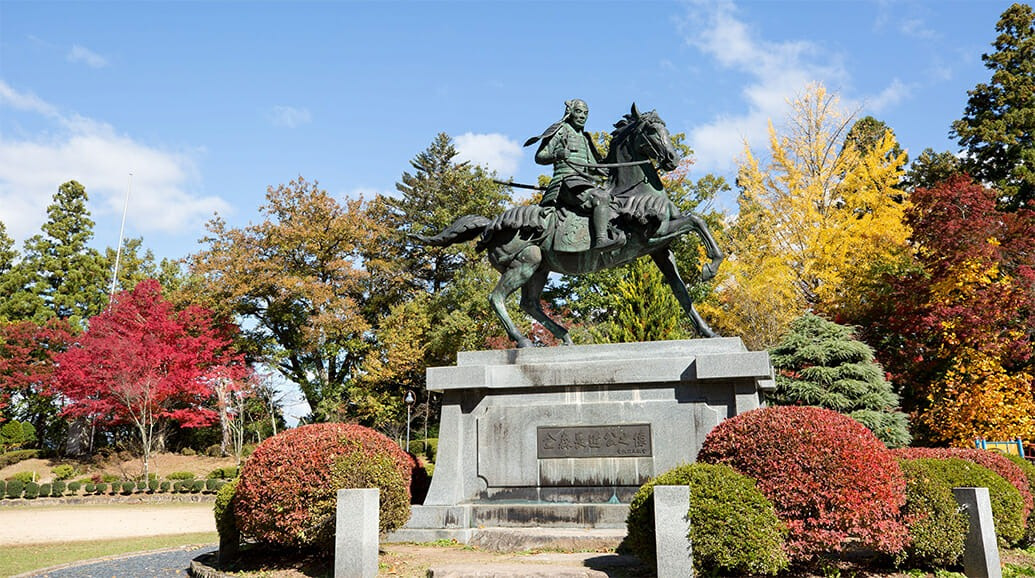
[489,246,542,348]
[650,248,719,338]
[656,213,725,282]
[520,267,572,346]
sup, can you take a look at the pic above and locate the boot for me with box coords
[592,202,622,250]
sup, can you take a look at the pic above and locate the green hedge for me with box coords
[0,449,39,468]
[625,463,788,575]
[6,479,23,498]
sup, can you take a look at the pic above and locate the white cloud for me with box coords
[67,44,109,68]
[269,105,312,128]
[680,1,854,173]
[0,81,230,245]
[454,132,522,177]
[866,78,913,113]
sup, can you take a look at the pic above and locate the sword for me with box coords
[493,179,544,191]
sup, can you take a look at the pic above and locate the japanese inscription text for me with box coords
[537,424,652,458]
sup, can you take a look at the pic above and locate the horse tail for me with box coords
[413,215,491,247]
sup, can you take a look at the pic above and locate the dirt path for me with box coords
[0,503,215,545]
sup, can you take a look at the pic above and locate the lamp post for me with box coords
[404,390,416,452]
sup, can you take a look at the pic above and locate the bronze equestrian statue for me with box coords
[418,103,723,348]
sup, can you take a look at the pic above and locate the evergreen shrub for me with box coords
[624,463,787,575]
[51,481,66,496]
[37,483,51,497]
[899,454,1024,547]
[214,478,239,541]
[167,471,196,481]
[234,423,414,552]
[0,449,38,468]
[1005,454,1035,544]
[6,479,23,498]
[897,458,969,568]
[206,479,219,492]
[895,447,1032,535]
[24,482,39,499]
[192,480,205,493]
[207,466,239,479]
[698,406,909,563]
[8,471,35,484]
[51,464,75,480]
[0,480,5,496]
[148,480,159,492]
[181,447,197,456]
[121,481,135,494]
[95,482,108,494]
[68,481,81,493]
[160,481,171,492]
[84,483,95,493]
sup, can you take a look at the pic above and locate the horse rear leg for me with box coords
[489,246,541,348]
[650,248,719,338]
[520,268,572,346]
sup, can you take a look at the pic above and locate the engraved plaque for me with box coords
[537,424,652,458]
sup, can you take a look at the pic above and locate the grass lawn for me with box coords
[0,532,217,576]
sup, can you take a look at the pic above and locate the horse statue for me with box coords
[418,104,724,348]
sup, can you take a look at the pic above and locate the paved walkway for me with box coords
[17,545,216,578]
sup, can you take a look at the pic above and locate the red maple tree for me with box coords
[0,319,74,431]
[53,279,249,477]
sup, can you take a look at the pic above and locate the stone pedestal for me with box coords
[389,338,773,544]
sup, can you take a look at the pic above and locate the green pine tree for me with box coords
[768,312,911,448]
[951,3,1035,211]
[0,181,108,330]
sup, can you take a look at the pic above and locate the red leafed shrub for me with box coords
[697,406,909,563]
[892,447,1033,524]
[234,423,414,552]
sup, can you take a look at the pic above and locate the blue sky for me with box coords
[0,0,1015,263]
[0,0,1018,423]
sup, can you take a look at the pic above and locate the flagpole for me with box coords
[109,172,131,301]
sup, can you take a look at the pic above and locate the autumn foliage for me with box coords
[0,319,72,417]
[858,175,1035,445]
[697,406,909,562]
[233,423,414,551]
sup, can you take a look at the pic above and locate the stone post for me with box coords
[952,487,1002,578]
[654,485,693,578]
[335,488,379,578]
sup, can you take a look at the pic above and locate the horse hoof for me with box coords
[561,335,573,346]
[516,338,534,348]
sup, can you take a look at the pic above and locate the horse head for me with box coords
[610,103,680,172]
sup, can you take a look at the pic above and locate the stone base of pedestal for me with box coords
[393,338,772,541]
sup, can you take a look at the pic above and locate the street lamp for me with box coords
[404,390,416,452]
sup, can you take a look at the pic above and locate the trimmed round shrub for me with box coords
[6,479,23,498]
[1004,454,1035,545]
[67,481,81,494]
[37,483,51,497]
[205,479,219,492]
[84,483,96,493]
[159,481,171,492]
[23,482,39,499]
[180,447,197,456]
[903,455,1024,547]
[206,444,223,458]
[95,482,108,494]
[697,406,909,563]
[51,464,75,480]
[0,480,5,496]
[897,458,968,568]
[191,480,205,493]
[234,423,414,552]
[148,480,159,493]
[121,481,135,494]
[624,463,788,575]
[166,471,196,481]
[8,471,35,484]
[51,481,66,497]
[208,466,240,480]
[214,478,239,541]
[894,447,1033,527]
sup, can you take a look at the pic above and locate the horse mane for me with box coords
[604,110,662,163]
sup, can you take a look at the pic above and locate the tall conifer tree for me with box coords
[768,313,911,448]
